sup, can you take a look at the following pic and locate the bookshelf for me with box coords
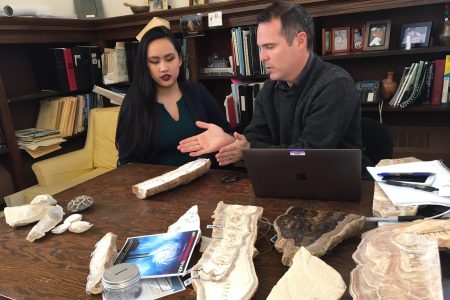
[0,0,449,193]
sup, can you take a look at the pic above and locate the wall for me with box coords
[0,0,202,18]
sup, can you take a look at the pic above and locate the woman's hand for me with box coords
[178,121,235,156]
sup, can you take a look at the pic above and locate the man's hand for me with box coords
[216,132,250,166]
[178,121,235,156]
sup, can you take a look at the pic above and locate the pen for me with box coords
[377,172,435,177]
[382,180,439,192]
[365,215,425,222]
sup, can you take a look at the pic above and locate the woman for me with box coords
[116,26,231,166]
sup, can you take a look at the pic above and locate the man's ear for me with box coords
[296,31,307,49]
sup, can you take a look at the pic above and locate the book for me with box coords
[62,48,77,91]
[114,230,199,278]
[431,59,445,105]
[422,60,434,104]
[442,55,450,104]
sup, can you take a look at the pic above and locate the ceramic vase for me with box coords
[381,71,398,100]
[439,21,450,46]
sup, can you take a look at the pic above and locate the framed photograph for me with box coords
[149,0,168,11]
[363,20,391,51]
[351,25,365,52]
[180,14,205,37]
[331,27,350,53]
[321,28,332,55]
[400,22,432,48]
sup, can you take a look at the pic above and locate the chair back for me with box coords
[360,117,393,165]
[85,107,120,169]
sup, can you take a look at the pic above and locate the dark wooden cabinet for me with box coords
[0,0,449,193]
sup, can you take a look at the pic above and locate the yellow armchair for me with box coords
[24,107,120,202]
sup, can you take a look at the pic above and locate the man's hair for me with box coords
[257,0,314,50]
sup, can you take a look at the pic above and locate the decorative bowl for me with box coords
[130,6,150,14]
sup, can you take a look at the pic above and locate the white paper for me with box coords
[367,160,450,207]
[2,5,76,19]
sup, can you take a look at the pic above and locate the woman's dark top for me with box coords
[117,82,231,166]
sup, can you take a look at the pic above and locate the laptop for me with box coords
[242,149,361,202]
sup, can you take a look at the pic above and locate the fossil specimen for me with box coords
[167,205,200,234]
[192,201,263,300]
[132,158,210,199]
[4,204,55,227]
[350,231,443,299]
[274,206,365,266]
[26,205,64,242]
[267,247,346,300]
[68,220,93,233]
[30,194,57,205]
[86,232,118,294]
[67,195,94,213]
[63,213,83,224]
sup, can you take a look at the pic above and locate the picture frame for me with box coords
[331,27,350,53]
[180,14,205,37]
[351,25,365,52]
[321,28,332,56]
[189,0,208,5]
[399,21,432,48]
[363,20,391,51]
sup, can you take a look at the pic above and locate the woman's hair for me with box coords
[116,26,185,163]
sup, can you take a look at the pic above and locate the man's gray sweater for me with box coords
[244,54,362,151]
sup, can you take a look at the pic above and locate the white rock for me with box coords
[64,214,83,224]
[51,223,70,234]
[69,221,93,233]
[30,194,57,205]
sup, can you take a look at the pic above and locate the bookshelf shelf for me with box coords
[199,74,269,80]
[321,46,450,61]
[7,91,61,103]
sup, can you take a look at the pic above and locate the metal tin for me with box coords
[102,263,141,299]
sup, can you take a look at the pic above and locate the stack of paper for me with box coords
[367,160,450,207]
[15,128,65,158]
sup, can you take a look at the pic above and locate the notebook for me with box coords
[242,149,361,202]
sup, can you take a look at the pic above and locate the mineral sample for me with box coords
[67,195,94,212]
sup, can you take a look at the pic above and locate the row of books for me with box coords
[16,93,105,159]
[231,26,267,77]
[33,46,102,93]
[390,57,450,108]
[224,81,264,129]
[36,93,105,137]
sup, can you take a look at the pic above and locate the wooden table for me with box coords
[0,163,448,299]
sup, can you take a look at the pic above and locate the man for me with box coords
[178,0,363,166]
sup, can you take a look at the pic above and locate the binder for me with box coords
[33,48,70,92]
[72,46,102,90]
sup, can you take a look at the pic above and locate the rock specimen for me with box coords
[132,158,210,199]
[372,157,420,217]
[167,205,200,234]
[30,194,57,205]
[350,231,443,299]
[68,220,93,233]
[363,219,450,250]
[4,204,55,227]
[192,201,263,300]
[267,247,346,300]
[67,195,94,213]
[274,206,365,266]
[86,232,118,294]
[26,205,64,242]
